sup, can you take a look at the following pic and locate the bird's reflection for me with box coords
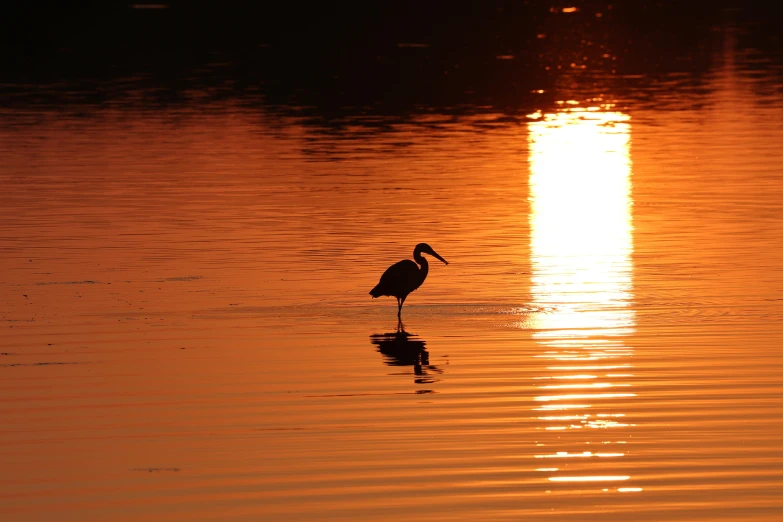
[370,322,442,386]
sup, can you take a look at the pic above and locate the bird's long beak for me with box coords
[432,251,448,265]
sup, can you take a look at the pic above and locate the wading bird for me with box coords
[369,243,448,319]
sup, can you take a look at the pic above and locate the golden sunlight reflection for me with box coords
[526,105,638,491]
[548,476,630,482]
[526,106,633,335]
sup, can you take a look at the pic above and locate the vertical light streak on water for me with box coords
[526,105,638,491]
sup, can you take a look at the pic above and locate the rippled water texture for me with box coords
[2,8,783,522]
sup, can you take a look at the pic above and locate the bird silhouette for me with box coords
[369,243,448,319]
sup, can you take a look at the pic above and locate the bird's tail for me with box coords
[369,284,382,298]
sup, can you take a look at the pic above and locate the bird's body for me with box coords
[370,243,448,319]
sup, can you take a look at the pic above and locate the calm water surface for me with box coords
[2,20,783,522]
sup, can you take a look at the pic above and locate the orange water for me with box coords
[2,26,783,522]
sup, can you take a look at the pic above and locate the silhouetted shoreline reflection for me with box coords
[370,325,442,387]
[5,3,781,121]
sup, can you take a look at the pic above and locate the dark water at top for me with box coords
[1,3,783,521]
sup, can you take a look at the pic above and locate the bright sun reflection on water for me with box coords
[526,105,638,491]
[527,106,633,334]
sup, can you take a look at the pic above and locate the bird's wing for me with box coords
[375,259,422,296]
[379,259,418,282]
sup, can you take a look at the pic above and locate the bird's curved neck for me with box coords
[414,251,429,277]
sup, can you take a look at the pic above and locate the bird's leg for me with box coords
[397,297,402,319]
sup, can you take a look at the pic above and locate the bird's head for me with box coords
[415,243,448,265]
